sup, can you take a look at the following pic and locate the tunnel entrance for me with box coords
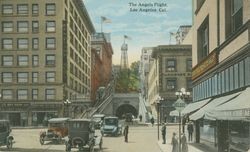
[116,104,138,119]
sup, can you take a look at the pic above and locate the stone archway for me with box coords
[115,104,138,119]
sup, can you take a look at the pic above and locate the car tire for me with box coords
[7,139,13,149]
[40,137,44,145]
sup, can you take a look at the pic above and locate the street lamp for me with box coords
[63,99,71,117]
[156,96,163,140]
[173,88,189,152]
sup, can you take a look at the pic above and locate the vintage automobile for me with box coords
[100,116,122,136]
[92,114,105,129]
[39,118,70,145]
[0,120,14,149]
[65,119,102,152]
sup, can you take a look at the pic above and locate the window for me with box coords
[2,72,12,83]
[32,89,38,100]
[17,72,28,83]
[187,77,192,91]
[225,0,243,37]
[166,59,176,72]
[2,90,13,99]
[32,4,39,15]
[17,21,28,32]
[2,39,13,49]
[46,21,56,32]
[17,89,28,100]
[32,55,38,66]
[2,22,13,32]
[46,72,55,82]
[187,59,192,71]
[46,3,56,15]
[46,38,56,49]
[166,79,176,90]
[46,55,55,65]
[32,72,38,83]
[46,89,55,100]
[2,56,13,66]
[245,57,250,86]
[239,60,244,87]
[32,38,39,49]
[17,38,28,49]
[18,55,28,66]
[32,21,39,33]
[198,17,209,62]
[17,4,28,15]
[2,5,13,15]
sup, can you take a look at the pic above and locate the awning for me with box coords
[181,98,211,116]
[189,92,241,120]
[207,87,250,121]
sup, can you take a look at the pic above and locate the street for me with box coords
[0,125,167,152]
[0,125,161,152]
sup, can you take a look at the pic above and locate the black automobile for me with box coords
[92,114,105,129]
[0,120,14,149]
[65,119,102,152]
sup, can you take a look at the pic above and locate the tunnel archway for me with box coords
[116,104,138,119]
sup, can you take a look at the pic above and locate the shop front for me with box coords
[0,103,29,126]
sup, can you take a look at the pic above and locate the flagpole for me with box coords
[101,17,103,33]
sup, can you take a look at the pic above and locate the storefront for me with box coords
[190,87,250,152]
[0,103,29,126]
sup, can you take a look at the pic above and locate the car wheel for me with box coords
[7,139,13,149]
[40,137,44,145]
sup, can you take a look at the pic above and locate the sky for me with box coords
[84,0,192,65]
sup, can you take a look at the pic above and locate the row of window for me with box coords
[1,38,56,50]
[1,71,56,83]
[1,55,55,66]
[193,57,250,102]
[2,3,55,16]
[166,78,192,91]
[1,21,56,33]
[197,0,243,62]
[165,59,192,72]
[1,89,55,100]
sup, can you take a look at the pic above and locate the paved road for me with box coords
[0,125,164,152]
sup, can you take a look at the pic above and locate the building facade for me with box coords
[0,0,95,126]
[148,45,192,122]
[91,33,113,103]
[190,0,250,151]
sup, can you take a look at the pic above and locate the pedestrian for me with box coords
[161,123,166,144]
[150,117,154,126]
[187,121,194,142]
[139,114,142,122]
[123,125,129,142]
[181,133,188,152]
[171,132,178,152]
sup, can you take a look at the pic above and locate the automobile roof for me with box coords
[68,119,91,122]
[92,114,105,117]
[104,116,118,119]
[48,118,70,123]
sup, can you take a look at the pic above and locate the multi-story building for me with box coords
[0,0,95,126]
[189,0,250,151]
[148,45,192,122]
[91,33,113,103]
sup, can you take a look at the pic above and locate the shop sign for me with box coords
[0,103,29,111]
[192,51,218,80]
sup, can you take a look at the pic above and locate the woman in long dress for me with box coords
[171,132,178,152]
[181,133,188,152]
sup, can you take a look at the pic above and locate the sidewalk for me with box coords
[157,140,216,152]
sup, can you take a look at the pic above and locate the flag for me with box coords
[101,16,111,23]
[124,35,131,40]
